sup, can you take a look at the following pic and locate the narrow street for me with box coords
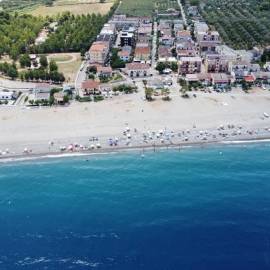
[177,0,187,27]
[151,20,158,68]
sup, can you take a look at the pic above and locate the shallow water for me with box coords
[0,144,270,269]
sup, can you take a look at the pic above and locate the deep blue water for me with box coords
[1,144,270,269]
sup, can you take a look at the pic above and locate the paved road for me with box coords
[151,21,158,68]
[177,0,187,27]
[0,78,36,91]
[75,61,87,91]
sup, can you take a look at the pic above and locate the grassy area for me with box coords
[47,54,74,62]
[0,0,50,12]
[25,0,115,16]
[47,53,82,82]
[117,0,179,17]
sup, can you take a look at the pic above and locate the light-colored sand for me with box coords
[1,88,270,155]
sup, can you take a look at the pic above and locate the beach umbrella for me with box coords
[96,143,101,148]
[90,144,95,149]
[68,145,74,151]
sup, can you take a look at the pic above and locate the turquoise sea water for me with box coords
[1,144,270,269]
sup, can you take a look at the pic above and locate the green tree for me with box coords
[49,60,58,72]
[40,55,48,69]
[19,54,31,68]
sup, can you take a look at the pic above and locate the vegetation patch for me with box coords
[198,0,270,49]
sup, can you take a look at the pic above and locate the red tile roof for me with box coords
[126,63,150,70]
[81,80,100,89]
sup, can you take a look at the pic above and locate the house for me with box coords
[138,25,152,40]
[33,83,51,102]
[80,80,100,96]
[126,63,150,77]
[194,21,209,38]
[96,66,113,78]
[176,41,197,59]
[134,46,151,61]
[89,41,110,65]
[118,46,132,62]
[159,35,174,47]
[176,30,192,42]
[205,54,229,73]
[158,46,172,59]
[179,57,202,75]
[211,73,232,88]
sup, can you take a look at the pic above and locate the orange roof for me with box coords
[126,63,150,70]
[244,74,256,82]
[89,42,108,52]
[177,30,191,37]
[118,50,130,57]
[81,80,100,89]
[96,66,112,73]
[135,46,150,55]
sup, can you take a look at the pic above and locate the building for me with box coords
[210,73,232,88]
[159,35,174,47]
[176,41,197,59]
[120,32,135,47]
[205,54,229,73]
[89,41,110,64]
[109,15,139,30]
[197,31,221,53]
[96,66,113,78]
[179,57,202,75]
[33,83,51,102]
[194,21,209,38]
[100,23,116,37]
[118,46,132,62]
[126,63,150,77]
[158,46,172,59]
[80,80,100,96]
[96,34,114,47]
[134,46,151,61]
[176,30,192,42]
[229,61,260,80]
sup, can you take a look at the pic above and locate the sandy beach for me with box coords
[1,87,270,159]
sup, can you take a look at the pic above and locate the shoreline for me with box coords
[1,135,270,164]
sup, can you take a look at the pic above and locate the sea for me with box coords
[0,143,270,270]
